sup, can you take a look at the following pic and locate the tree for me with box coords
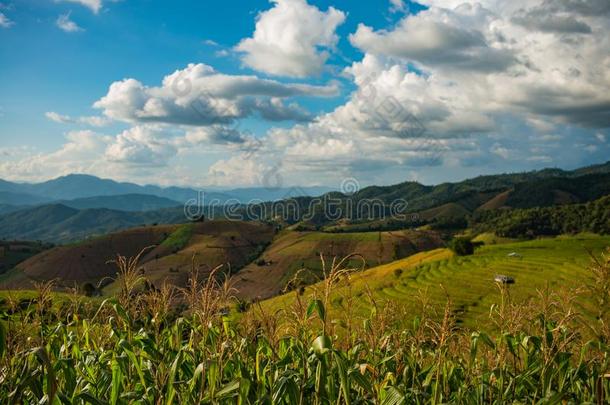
[82,282,96,297]
[449,237,479,256]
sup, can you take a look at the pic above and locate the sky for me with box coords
[0,0,609,189]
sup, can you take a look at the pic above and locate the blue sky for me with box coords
[1,0,413,146]
[0,0,608,188]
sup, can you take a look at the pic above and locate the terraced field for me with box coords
[262,234,610,329]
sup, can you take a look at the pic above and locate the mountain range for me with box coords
[0,161,608,243]
[0,174,333,211]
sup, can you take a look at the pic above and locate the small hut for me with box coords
[494,274,515,284]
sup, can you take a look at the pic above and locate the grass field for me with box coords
[261,233,610,330]
[1,233,609,403]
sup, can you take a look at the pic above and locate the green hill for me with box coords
[261,234,610,329]
[242,163,610,230]
[60,194,182,212]
[0,204,186,243]
[473,195,610,238]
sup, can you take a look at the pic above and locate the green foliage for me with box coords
[161,224,194,251]
[449,237,480,256]
[474,195,610,238]
[1,258,610,404]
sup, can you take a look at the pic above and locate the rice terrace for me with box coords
[1,0,610,403]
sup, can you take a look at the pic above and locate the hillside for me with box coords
[60,194,182,212]
[240,165,610,230]
[0,240,52,276]
[0,162,609,243]
[0,225,178,289]
[0,190,50,206]
[0,204,187,243]
[1,221,445,300]
[2,221,275,290]
[113,221,276,290]
[473,195,610,237]
[261,234,610,329]
[233,229,444,300]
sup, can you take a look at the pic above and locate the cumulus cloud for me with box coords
[183,126,251,145]
[349,1,610,129]
[350,7,516,72]
[0,12,14,28]
[512,8,592,34]
[56,0,102,14]
[5,0,609,187]
[235,0,345,77]
[93,63,338,126]
[56,13,83,32]
[228,0,610,185]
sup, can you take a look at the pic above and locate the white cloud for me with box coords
[207,155,269,187]
[56,0,102,14]
[45,112,73,124]
[235,0,346,77]
[350,7,515,72]
[5,0,610,187]
[93,63,339,126]
[56,13,84,32]
[349,1,610,128]
[80,115,112,127]
[491,144,511,159]
[45,111,111,127]
[0,12,14,28]
[105,126,177,166]
[183,126,252,146]
[0,131,111,182]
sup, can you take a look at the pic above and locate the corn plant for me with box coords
[0,249,609,404]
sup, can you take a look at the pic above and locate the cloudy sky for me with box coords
[0,0,609,188]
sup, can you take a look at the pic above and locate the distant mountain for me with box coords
[0,204,23,215]
[0,174,334,206]
[0,191,50,206]
[222,186,334,202]
[0,204,186,243]
[247,164,610,230]
[60,194,182,212]
[0,161,608,243]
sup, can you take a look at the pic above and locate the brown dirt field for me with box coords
[5,221,275,290]
[477,190,511,211]
[6,225,178,289]
[137,221,276,288]
[417,203,471,221]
